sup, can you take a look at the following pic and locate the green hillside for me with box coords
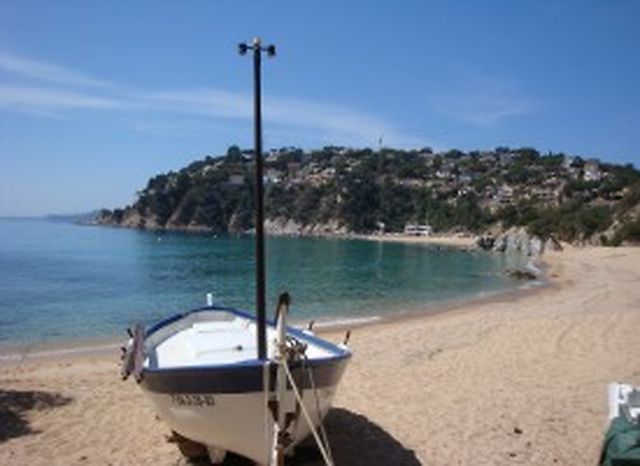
[97,145,640,245]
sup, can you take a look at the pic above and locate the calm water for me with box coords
[0,218,526,346]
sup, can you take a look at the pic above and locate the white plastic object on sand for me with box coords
[608,383,640,423]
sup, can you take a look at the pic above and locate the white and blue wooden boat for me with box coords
[122,300,350,464]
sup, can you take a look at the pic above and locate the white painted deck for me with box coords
[146,312,334,369]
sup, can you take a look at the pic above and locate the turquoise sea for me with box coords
[0,218,527,347]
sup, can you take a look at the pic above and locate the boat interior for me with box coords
[144,309,338,369]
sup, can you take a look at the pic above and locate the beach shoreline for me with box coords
[0,277,546,365]
[2,245,639,465]
[0,253,546,365]
[88,219,482,250]
[358,232,479,249]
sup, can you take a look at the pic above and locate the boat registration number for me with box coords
[171,394,216,407]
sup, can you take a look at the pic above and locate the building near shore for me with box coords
[404,224,433,236]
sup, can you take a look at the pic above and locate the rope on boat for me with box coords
[281,362,334,466]
[303,354,334,465]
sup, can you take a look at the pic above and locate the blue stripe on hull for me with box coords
[141,357,349,394]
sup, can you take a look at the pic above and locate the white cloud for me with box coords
[267,96,400,146]
[0,85,122,111]
[138,88,251,119]
[138,88,422,148]
[431,75,536,126]
[0,51,110,87]
[0,51,428,148]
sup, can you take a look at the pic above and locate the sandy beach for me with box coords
[2,246,640,465]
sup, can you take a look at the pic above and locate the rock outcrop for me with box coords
[505,268,538,280]
[544,236,563,252]
[264,217,348,236]
[492,227,543,256]
[476,236,495,250]
[477,227,545,257]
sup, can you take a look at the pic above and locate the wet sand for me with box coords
[1,246,639,465]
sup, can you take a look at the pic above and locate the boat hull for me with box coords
[133,306,351,464]
[145,384,339,463]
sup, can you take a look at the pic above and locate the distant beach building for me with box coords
[494,184,515,205]
[404,224,433,236]
[531,186,559,205]
[584,160,603,182]
[264,169,282,185]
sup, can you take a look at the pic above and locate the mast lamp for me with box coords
[238,38,276,57]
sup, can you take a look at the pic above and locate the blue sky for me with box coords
[1,1,639,216]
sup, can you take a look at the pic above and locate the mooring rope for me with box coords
[281,361,334,466]
[302,353,334,465]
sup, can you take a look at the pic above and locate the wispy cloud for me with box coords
[0,50,426,148]
[139,88,251,119]
[0,51,110,87]
[431,75,536,126]
[138,88,421,147]
[0,85,123,116]
[267,96,412,146]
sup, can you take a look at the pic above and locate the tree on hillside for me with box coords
[226,145,243,162]
[340,172,380,232]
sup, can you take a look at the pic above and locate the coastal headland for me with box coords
[1,245,639,465]
[95,146,640,248]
